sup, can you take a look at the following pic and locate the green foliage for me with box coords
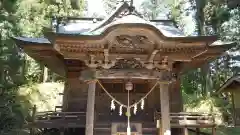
[140,0,174,19]
[0,87,28,135]
[102,0,118,14]
[204,127,240,135]
[18,82,64,112]
[1,0,240,134]
[0,0,85,134]
[183,93,232,125]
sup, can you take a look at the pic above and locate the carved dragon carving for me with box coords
[115,35,154,49]
[111,58,145,69]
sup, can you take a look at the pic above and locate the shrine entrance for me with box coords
[112,123,141,135]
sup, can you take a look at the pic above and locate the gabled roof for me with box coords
[13,2,236,77]
[14,2,235,46]
[55,3,185,38]
[217,75,240,93]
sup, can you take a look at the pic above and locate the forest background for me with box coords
[1,0,240,134]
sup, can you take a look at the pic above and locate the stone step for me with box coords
[94,129,111,135]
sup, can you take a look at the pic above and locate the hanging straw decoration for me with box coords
[119,105,123,116]
[141,98,145,110]
[133,104,137,115]
[97,80,159,109]
[111,100,116,110]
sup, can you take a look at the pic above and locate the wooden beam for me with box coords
[59,51,202,62]
[99,79,150,83]
[80,69,167,80]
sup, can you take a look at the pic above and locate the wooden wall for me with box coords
[61,73,183,134]
[62,77,183,114]
[62,77,88,112]
[232,89,240,125]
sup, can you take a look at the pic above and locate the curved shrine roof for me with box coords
[56,14,185,38]
[13,2,236,77]
[217,75,240,93]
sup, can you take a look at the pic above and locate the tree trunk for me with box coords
[195,0,211,96]
[40,64,48,83]
[43,67,48,82]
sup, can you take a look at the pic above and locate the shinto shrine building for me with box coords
[14,2,235,135]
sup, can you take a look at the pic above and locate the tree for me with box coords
[103,0,119,14]
[0,0,86,134]
[140,0,175,19]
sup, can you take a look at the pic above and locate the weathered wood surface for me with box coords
[80,69,174,81]
[26,111,215,128]
[160,82,171,135]
[155,112,216,128]
[25,111,86,128]
[85,82,96,135]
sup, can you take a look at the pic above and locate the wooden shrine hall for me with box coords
[217,75,240,126]
[14,2,235,135]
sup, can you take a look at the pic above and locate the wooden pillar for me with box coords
[157,120,162,135]
[196,128,200,135]
[62,81,69,111]
[160,82,171,135]
[184,127,188,135]
[85,81,96,135]
[30,105,36,135]
[183,117,188,135]
[212,127,216,135]
[60,128,64,135]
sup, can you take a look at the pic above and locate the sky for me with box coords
[87,0,105,16]
[87,0,144,16]
[86,0,196,35]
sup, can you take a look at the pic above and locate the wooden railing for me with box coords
[154,112,216,128]
[26,110,87,128]
[28,108,216,129]
[35,111,86,120]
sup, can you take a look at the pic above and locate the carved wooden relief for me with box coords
[110,35,155,54]
[57,43,104,54]
[115,35,153,48]
[111,59,145,69]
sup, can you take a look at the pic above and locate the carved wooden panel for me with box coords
[110,35,155,54]
[57,43,104,53]
[115,35,154,49]
[111,59,145,69]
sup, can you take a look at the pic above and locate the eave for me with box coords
[45,23,218,44]
[13,37,66,77]
[217,75,240,93]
